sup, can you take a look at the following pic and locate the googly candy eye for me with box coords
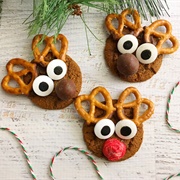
[117,34,138,54]
[136,43,158,64]
[33,75,54,96]
[47,59,67,80]
[94,119,115,139]
[115,120,137,140]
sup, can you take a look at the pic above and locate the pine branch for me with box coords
[24,0,169,37]
[24,0,119,36]
[118,0,169,20]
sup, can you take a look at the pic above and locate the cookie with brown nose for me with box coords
[1,34,82,109]
[104,9,179,82]
[74,86,154,161]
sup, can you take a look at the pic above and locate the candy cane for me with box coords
[164,81,180,179]
[0,127,37,180]
[0,127,103,179]
[165,81,180,132]
[49,146,104,180]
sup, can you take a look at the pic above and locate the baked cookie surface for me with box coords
[24,53,82,109]
[83,101,144,161]
[104,9,178,82]
[1,34,82,110]
[74,86,154,161]
[105,35,163,82]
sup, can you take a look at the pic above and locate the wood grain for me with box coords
[0,0,180,179]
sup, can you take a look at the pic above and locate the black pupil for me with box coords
[101,126,111,136]
[54,66,63,75]
[39,82,49,92]
[123,41,133,50]
[120,126,131,136]
[141,50,151,60]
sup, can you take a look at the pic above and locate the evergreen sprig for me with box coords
[24,0,169,37]
[118,0,169,20]
[24,0,119,36]
[0,0,169,36]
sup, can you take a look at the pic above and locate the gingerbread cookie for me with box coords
[104,9,179,82]
[74,86,154,161]
[1,34,82,109]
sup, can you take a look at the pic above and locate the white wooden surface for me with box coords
[0,1,180,180]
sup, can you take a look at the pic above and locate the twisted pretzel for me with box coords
[74,86,116,124]
[32,34,68,67]
[1,58,37,95]
[105,9,143,40]
[144,20,179,54]
[115,87,154,126]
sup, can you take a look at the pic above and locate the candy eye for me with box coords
[117,34,138,54]
[33,75,54,96]
[136,43,158,64]
[115,120,137,140]
[47,59,67,80]
[94,119,115,139]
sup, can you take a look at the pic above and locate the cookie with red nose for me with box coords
[1,34,82,110]
[74,86,154,161]
[104,9,179,82]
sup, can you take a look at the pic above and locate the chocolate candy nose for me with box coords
[117,53,139,76]
[103,138,126,161]
[55,79,76,100]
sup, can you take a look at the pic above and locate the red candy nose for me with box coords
[103,138,126,161]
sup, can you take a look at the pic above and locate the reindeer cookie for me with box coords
[104,9,179,82]
[1,34,82,109]
[74,86,154,161]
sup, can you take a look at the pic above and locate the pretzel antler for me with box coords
[105,9,143,40]
[32,34,68,67]
[1,58,37,95]
[74,86,116,124]
[144,20,179,54]
[115,87,154,126]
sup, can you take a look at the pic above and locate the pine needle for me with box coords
[0,0,169,54]
[24,0,169,37]
[24,0,120,37]
[118,0,169,20]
